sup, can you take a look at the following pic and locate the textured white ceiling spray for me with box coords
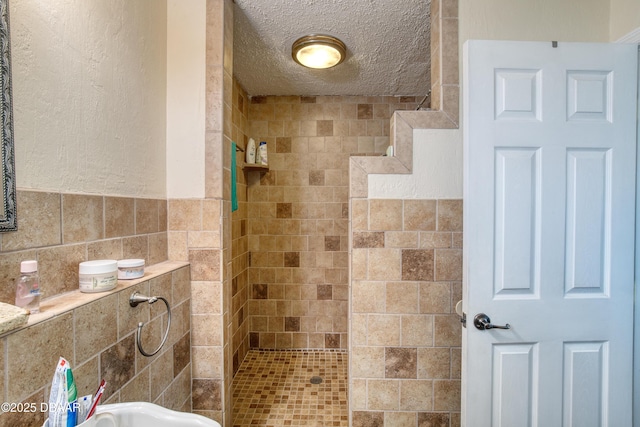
[233,0,431,97]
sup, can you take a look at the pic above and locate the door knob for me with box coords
[473,313,511,330]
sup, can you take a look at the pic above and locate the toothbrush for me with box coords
[85,379,106,420]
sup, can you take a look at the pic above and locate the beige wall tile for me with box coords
[168,231,188,261]
[150,348,175,401]
[367,315,400,346]
[191,281,223,314]
[400,379,434,411]
[418,347,452,379]
[435,248,462,281]
[368,248,402,281]
[105,196,135,238]
[88,238,123,260]
[168,199,202,231]
[3,190,61,251]
[386,282,419,313]
[351,313,368,346]
[121,368,151,402]
[123,235,148,261]
[193,346,223,379]
[76,294,119,361]
[434,380,461,411]
[192,314,223,346]
[420,282,452,314]
[386,231,419,248]
[385,411,417,427]
[369,199,403,231]
[38,243,86,298]
[62,193,104,243]
[404,200,437,231]
[401,315,434,346]
[189,249,221,281]
[437,199,462,232]
[7,312,73,402]
[148,232,169,265]
[434,315,462,347]
[350,347,385,378]
[352,281,385,313]
[136,198,160,234]
[74,356,99,397]
[367,379,399,410]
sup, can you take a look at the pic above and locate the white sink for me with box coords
[44,402,221,427]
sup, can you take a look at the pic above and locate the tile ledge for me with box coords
[0,260,189,338]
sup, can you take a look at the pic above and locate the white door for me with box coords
[462,40,638,427]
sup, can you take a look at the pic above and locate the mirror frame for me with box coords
[0,0,16,232]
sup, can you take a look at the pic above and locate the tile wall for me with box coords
[0,186,182,426]
[230,78,250,376]
[350,199,462,426]
[0,189,168,305]
[166,1,234,424]
[245,95,420,351]
[0,262,190,427]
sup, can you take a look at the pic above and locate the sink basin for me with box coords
[43,402,221,427]
[95,402,221,427]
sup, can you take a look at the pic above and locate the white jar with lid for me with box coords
[117,259,145,280]
[79,260,118,293]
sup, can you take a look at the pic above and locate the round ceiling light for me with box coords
[291,34,346,69]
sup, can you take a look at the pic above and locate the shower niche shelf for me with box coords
[242,163,269,172]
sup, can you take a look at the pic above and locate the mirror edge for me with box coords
[0,0,17,232]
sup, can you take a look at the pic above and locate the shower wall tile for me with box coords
[350,199,462,425]
[0,265,191,426]
[246,95,418,351]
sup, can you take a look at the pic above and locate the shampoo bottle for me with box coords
[246,138,256,164]
[259,141,268,165]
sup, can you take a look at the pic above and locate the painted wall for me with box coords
[166,0,206,199]
[459,0,610,44]
[10,0,167,198]
[369,129,462,199]
[611,0,640,41]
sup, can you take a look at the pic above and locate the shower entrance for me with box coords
[462,40,638,426]
[231,350,348,426]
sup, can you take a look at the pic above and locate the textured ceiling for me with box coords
[233,0,431,97]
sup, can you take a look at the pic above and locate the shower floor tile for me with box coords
[232,350,348,427]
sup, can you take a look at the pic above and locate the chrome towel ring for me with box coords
[129,291,172,357]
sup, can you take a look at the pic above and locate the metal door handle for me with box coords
[473,313,511,330]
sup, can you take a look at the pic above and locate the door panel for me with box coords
[462,41,637,427]
[562,342,607,427]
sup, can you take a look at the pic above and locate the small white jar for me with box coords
[117,259,145,280]
[79,260,118,293]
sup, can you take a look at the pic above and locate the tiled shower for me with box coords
[227,0,461,424]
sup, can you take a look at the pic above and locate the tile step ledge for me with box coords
[0,260,189,338]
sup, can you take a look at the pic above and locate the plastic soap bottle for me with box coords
[15,260,40,313]
[246,138,256,164]
[259,141,268,165]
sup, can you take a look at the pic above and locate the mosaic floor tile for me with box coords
[232,350,348,426]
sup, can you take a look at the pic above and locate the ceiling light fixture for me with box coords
[291,34,346,69]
